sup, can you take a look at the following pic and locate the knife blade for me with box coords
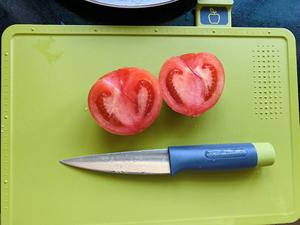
[60,143,275,175]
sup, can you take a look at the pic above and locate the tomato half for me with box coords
[159,53,225,116]
[88,67,162,135]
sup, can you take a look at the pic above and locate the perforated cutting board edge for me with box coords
[1,24,300,225]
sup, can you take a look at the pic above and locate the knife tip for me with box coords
[59,159,79,168]
[59,159,69,165]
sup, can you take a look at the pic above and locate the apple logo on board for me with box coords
[208,8,221,24]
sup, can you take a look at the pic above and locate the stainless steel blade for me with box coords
[60,149,170,174]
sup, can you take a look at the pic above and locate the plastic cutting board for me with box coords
[1,25,300,225]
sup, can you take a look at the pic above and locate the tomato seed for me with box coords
[166,69,183,104]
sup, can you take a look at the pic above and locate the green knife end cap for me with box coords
[253,143,276,166]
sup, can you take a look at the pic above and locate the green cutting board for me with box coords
[1,25,300,225]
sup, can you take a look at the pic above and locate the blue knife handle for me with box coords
[168,143,275,175]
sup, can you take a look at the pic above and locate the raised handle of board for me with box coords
[195,0,233,27]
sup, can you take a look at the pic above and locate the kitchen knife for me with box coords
[60,143,275,175]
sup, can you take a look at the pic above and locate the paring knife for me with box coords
[60,143,275,175]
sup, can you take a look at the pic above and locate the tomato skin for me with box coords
[159,53,225,117]
[88,67,162,135]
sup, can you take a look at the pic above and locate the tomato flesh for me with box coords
[88,67,162,135]
[159,53,225,116]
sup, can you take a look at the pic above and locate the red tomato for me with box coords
[88,67,162,135]
[159,53,225,116]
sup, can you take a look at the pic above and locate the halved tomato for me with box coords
[88,67,162,135]
[159,53,225,116]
